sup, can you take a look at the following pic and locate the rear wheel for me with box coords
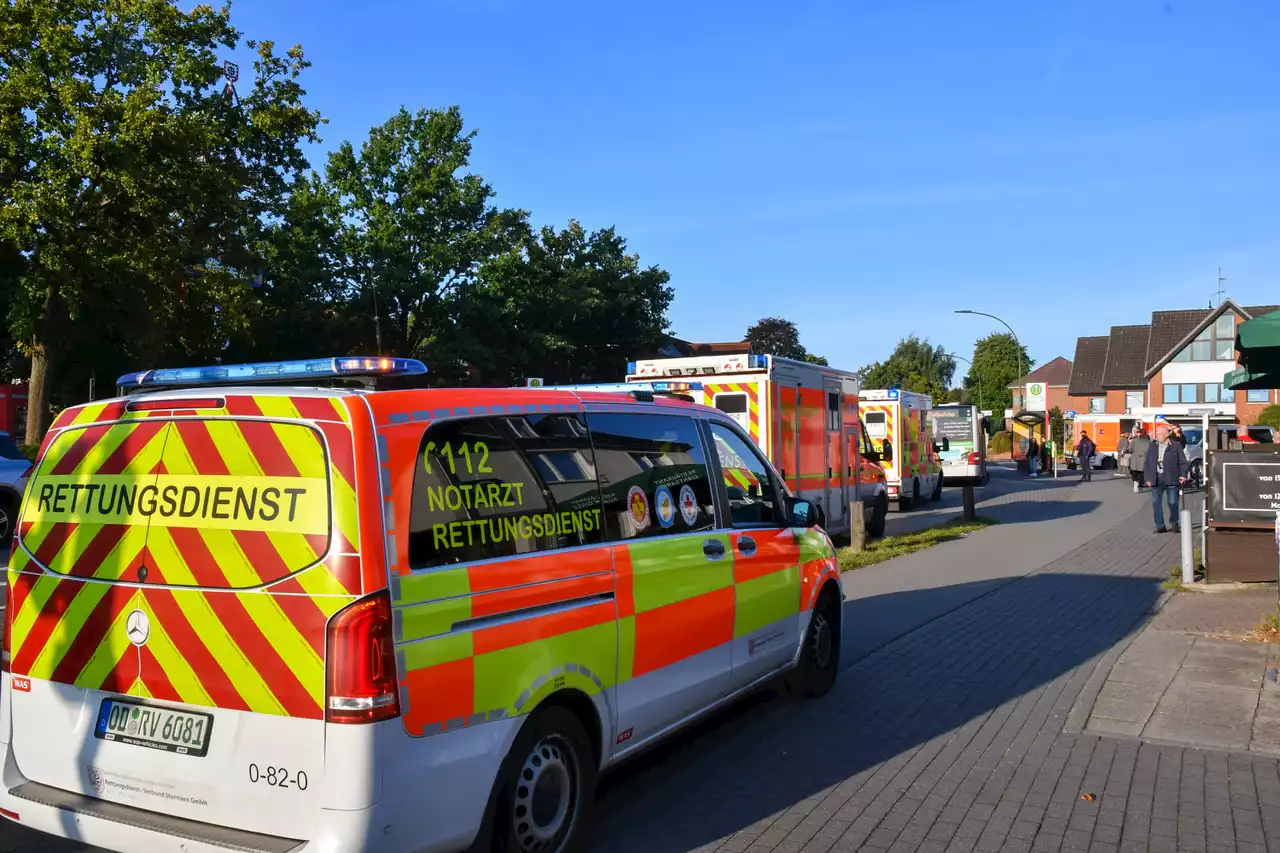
[930,474,943,500]
[867,495,888,537]
[0,494,15,544]
[491,706,597,853]
[788,589,840,698]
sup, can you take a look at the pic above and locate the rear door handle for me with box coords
[737,535,757,557]
[702,539,726,561]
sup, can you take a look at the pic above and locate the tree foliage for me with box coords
[745,317,825,363]
[962,333,1033,420]
[1255,404,1280,430]
[324,106,528,382]
[0,0,322,440]
[468,221,673,385]
[859,335,956,402]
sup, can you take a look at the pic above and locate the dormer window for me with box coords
[1171,313,1235,362]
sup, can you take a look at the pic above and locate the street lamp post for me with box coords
[955,309,1026,382]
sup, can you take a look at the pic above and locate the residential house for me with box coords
[1066,300,1280,424]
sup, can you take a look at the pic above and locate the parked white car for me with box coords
[0,430,31,543]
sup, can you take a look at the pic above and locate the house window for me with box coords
[1173,313,1236,362]
[1125,391,1143,410]
[1247,389,1270,403]
[1203,383,1220,404]
[1089,397,1105,413]
[1163,384,1178,404]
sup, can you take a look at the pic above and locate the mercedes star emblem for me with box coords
[125,610,150,647]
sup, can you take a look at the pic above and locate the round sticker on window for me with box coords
[627,486,651,531]
[678,484,699,527]
[654,486,676,528]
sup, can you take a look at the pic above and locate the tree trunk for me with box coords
[24,283,60,446]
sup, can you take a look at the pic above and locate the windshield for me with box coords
[1183,429,1203,446]
[0,433,26,461]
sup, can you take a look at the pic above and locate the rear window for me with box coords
[23,419,332,586]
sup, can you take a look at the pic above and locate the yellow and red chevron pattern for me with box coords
[702,383,760,443]
[861,404,897,477]
[8,394,364,719]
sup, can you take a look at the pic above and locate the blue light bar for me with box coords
[529,381,703,395]
[117,356,427,389]
[626,361,638,375]
[749,354,768,369]
[888,388,900,400]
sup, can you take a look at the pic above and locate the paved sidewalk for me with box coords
[1084,588,1280,756]
[592,485,1280,853]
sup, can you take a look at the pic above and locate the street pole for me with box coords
[955,309,1026,382]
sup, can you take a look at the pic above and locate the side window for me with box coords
[586,412,715,540]
[407,414,604,569]
[827,392,840,432]
[708,422,779,527]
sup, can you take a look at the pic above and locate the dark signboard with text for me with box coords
[1207,449,1280,525]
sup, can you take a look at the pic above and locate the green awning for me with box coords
[1223,365,1279,390]
[1237,308,1280,349]
[1235,308,1280,373]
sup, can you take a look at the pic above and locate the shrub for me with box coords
[17,443,38,462]
[1255,404,1280,430]
[989,430,1012,454]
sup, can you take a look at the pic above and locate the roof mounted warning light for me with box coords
[117,356,428,392]
[527,380,703,401]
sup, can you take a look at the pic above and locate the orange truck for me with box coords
[626,353,890,536]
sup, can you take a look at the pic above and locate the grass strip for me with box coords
[836,516,998,571]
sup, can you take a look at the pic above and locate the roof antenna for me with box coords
[1215,267,1228,306]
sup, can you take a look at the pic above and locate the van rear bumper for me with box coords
[0,717,520,853]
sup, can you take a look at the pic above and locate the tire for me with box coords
[867,495,888,537]
[489,705,597,853]
[980,470,991,487]
[0,495,15,544]
[913,479,921,507]
[930,474,943,501]
[788,588,840,698]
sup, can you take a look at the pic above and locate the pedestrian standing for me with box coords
[1170,424,1187,451]
[1075,431,1095,481]
[1027,436,1039,477]
[1040,437,1051,478]
[1145,423,1188,533]
[1128,429,1151,493]
[1117,430,1132,477]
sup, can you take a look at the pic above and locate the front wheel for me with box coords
[930,474,943,500]
[788,589,841,697]
[490,706,597,853]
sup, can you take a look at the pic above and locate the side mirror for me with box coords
[788,497,825,528]
[864,449,881,463]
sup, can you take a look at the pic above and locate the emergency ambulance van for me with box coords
[857,389,943,510]
[0,357,843,853]
[626,353,889,537]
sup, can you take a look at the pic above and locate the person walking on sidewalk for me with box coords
[1128,429,1151,493]
[1116,430,1132,477]
[1145,423,1188,533]
[1075,431,1096,481]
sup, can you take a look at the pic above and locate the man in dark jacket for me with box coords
[1145,423,1188,533]
[1075,431,1095,481]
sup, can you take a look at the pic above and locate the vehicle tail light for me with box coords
[888,485,898,495]
[2,582,13,673]
[968,452,981,465]
[325,590,400,724]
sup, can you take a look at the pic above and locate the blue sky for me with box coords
[234,0,1280,377]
